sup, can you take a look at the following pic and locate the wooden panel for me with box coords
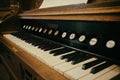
[22,0,120,13]
[19,6,120,16]
[19,14,120,22]
[18,1,120,21]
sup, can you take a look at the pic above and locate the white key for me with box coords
[44,56,66,68]
[64,61,106,80]
[43,51,75,68]
[78,65,117,80]
[94,66,120,80]
[4,34,49,63]
[3,34,64,63]
[54,58,97,74]
[35,47,66,62]
[4,34,67,64]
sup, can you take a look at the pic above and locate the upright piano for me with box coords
[0,0,120,80]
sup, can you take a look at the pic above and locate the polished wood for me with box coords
[19,0,120,21]
[23,0,120,13]
[20,6,120,16]
[19,14,120,22]
[0,34,69,80]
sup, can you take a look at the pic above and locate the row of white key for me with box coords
[3,34,75,68]
[3,34,120,80]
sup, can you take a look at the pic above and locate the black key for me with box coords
[53,48,73,56]
[38,42,50,48]
[72,55,92,65]
[110,74,120,80]
[60,52,76,59]
[42,43,61,50]
[43,45,61,51]
[40,44,51,49]
[66,53,77,62]
[82,59,104,70]
[55,48,72,54]
[91,62,112,74]
[49,47,68,54]
[66,52,80,62]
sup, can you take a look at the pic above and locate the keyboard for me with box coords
[3,32,120,80]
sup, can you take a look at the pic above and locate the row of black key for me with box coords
[12,32,62,51]
[12,32,114,75]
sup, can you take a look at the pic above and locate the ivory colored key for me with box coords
[43,56,66,68]
[21,45,64,63]
[54,58,97,74]
[78,65,117,80]
[43,51,75,68]
[4,34,66,63]
[94,66,120,80]
[111,73,120,80]
[33,47,65,62]
[64,61,106,80]
[10,38,63,63]
[6,35,46,55]
[3,34,64,63]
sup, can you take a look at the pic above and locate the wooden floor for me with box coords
[0,62,10,80]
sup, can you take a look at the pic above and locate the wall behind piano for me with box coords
[0,0,43,34]
[19,0,43,11]
[0,16,20,34]
[0,0,20,34]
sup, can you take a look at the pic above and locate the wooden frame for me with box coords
[18,1,120,21]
